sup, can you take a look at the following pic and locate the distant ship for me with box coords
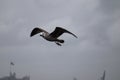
[0,72,30,80]
[0,62,30,80]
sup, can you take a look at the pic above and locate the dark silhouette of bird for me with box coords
[30,27,77,46]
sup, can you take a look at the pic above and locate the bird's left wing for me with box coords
[30,27,48,37]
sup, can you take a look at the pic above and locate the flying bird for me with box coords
[30,27,77,46]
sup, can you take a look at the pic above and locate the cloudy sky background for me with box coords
[0,0,120,80]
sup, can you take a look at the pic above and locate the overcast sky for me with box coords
[0,0,120,80]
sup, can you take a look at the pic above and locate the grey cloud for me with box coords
[99,0,120,14]
[0,0,120,80]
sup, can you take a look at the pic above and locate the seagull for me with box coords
[30,27,77,46]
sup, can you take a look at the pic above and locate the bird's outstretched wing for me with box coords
[30,27,48,37]
[50,27,77,38]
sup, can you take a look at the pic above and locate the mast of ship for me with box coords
[101,70,106,80]
[9,61,14,76]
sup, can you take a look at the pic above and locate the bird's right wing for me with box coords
[50,27,78,38]
[30,27,48,37]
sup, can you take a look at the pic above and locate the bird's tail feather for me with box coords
[58,40,64,43]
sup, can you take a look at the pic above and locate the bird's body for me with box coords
[30,27,77,46]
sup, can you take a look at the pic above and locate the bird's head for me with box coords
[40,32,45,37]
